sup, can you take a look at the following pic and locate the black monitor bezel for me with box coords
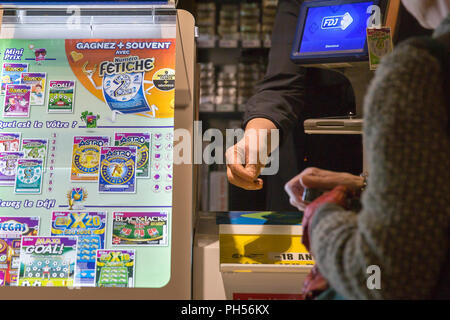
[291,0,387,65]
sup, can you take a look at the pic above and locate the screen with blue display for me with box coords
[299,1,374,55]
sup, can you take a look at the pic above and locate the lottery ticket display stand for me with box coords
[0,3,196,299]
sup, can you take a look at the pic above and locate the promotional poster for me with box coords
[0,38,175,288]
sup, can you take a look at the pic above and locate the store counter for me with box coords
[194,211,313,300]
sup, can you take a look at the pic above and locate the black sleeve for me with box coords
[243,0,306,139]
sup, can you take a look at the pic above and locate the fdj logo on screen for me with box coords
[321,12,354,30]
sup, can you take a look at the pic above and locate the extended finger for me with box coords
[289,197,306,211]
[284,176,304,200]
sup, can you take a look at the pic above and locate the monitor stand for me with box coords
[304,63,374,135]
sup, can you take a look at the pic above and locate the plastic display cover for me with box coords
[291,0,382,65]
[0,8,176,289]
[0,1,173,7]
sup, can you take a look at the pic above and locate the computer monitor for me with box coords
[291,0,388,66]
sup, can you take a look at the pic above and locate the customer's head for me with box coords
[401,0,450,29]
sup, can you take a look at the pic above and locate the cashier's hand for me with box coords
[225,118,277,190]
[284,167,364,211]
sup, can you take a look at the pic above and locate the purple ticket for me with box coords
[114,133,151,178]
[0,217,39,286]
[98,146,137,193]
[0,217,40,238]
[3,84,31,118]
[20,72,46,106]
[0,270,4,287]
[21,235,77,248]
[1,63,28,94]
[0,133,21,152]
[0,151,24,186]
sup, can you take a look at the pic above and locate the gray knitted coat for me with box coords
[310,16,450,299]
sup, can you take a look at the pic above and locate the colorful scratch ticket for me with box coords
[21,138,48,171]
[95,249,135,288]
[0,270,4,287]
[14,158,43,194]
[0,133,21,152]
[1,63,28,94]
[51,211,107,287]
[102,72,151,114]
[47,80,76,113]
[71,136,109,182]
[367,27,393,70]
[3,84,31,118]
[18,236,77,287]
[0,151,24,186]
[112,212,168,246]
[20,72,47,106]
[98,146,137,193]
[0,217,39,286]
[114,133,151,178]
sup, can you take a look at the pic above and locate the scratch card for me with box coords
[112,211,168,246]
[18,236,77,287]
[21,138,48,171]
[367,27,393,70]
[0,133,21,152]
[3,84,31,118]
[95,249,135,288]
[103,72,151,114]
[0,151,24,186]
[0,217,39,286]
[98,146,137,193]
[1,63,28,94]
[71,136,109,182]
[14,158,43,194]
[114,133,151,178]
[20,72,46,106]
[47,80,76,113]
[51,211,107,287]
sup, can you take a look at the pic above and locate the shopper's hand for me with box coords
[284,167,364,211]
[302,185,351,251]
[302,265,329,300]
[300,167,364,191]
[225,118,277,190]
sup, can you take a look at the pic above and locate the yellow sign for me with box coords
[220,234,315,266]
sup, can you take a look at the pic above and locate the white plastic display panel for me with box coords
[0,13,176,288]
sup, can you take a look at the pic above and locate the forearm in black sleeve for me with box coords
[244,0,306,138]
